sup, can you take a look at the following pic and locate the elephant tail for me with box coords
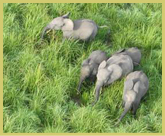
[41,26,50,39]
[98,25,109,28]
[77,78,84,94]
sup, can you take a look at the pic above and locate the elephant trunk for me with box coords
[92,81,103,106]
[77,77,85,94]
[118,101,132,122]
[41,26,50,39]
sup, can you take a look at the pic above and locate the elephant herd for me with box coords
[77,48,149,123]
[41,13,149,123]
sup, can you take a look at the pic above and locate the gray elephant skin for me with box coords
[93,54,134,105]
[41,13,109,41]
[118,71,149,122]
[113,47,141,66]
[77,50,108,94]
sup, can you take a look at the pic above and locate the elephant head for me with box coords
[77,59,98,94]
[41,12,74,39]
[92,61,123,105]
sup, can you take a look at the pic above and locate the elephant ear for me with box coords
[62,12,70,18]
[124,79,134,91]
[107,64,122,84]
[82,58,90,66]
[98,60,107,70]
[62,19,74,31]
[133,81,146,94]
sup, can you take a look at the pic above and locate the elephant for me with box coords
[92,54,134,105]
[113,47,141,66]
[77,50,108,94]
[41,12,110,42]
[118,71,149,122]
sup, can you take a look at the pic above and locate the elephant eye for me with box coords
[61,23,65,27]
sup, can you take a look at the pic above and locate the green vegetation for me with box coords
[3,3,162,133]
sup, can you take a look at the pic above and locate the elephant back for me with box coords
[89,50,108,64]
[73,19,98,41]
[126,71,149,96]
[107,54,133,76]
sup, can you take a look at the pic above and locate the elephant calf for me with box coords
[92,54,134,105]
[41,13,110,42]
[113,47,141,66]
[77,50,108,94]
[118,71,149,122]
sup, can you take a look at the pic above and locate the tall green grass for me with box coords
[3,3,162,133]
